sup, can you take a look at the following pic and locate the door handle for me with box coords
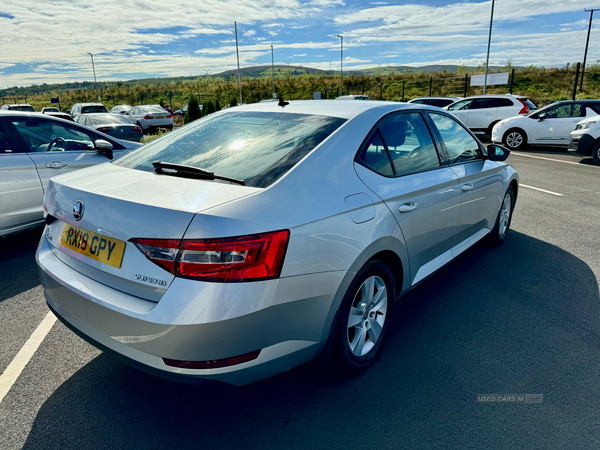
[45,161,68,169]
[462,183,474,191]
[399,202,417,213]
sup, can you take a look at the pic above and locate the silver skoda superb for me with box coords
[37,100,518,385]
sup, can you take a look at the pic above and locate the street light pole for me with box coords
[234,21,243,104]
[581,8,600,91]
[271,45,276,98]
[86,52,100,101]
[483,0,495,95]
[336,35,343,96]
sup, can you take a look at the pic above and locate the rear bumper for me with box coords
[36,233,344,385]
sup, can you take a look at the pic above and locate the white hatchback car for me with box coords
[127,105,173,133]
[445,95,537,137]
[492,100,600,150]
[569,115,600,164]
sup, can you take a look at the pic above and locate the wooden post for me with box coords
[573,62,580,100]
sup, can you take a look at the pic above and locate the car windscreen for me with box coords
[113,111,346,188]
[13,106,35,112]
[91,115,132,125]
[81,105,109,114]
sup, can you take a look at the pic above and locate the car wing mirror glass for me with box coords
[486,144,510,162]
[95,139,114,159]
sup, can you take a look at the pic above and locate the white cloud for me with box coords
[262,23,283,28]
[243,29,257,37]
[268,30,278,36]
[309,0,344,6]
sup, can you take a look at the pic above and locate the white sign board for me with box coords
[470,72,509,86]
[313,92,322,100]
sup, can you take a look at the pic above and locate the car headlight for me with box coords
[575,121,596,130]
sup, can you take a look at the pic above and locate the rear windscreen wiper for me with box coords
[152,161,245,185]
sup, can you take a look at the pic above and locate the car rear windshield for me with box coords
[91,115,132,125]
[12,105,35,112]
[82,105,109,114]
[114,111,346,188]
[522,98,538,110]
[141,107,167,114]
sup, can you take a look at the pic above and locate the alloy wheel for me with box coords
[499,192,512,238]
[347,275,388,357]
[505,132,523,149]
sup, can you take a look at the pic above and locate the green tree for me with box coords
[205,100,215,115]
[184,95,201,124]
[215,99,221,111]
[230,97,237,107]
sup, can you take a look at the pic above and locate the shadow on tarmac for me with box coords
[21,231,600,449]
[0,228,43,302]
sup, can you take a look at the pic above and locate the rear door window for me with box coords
[358,112,441,177]
[447,99,473,111]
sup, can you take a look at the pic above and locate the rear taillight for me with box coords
[132,126,142,133]
[166,114,173,118]
[144,115,153,120]
[130,230,289,282]
[98,127,112,133]
[517,98,529,115]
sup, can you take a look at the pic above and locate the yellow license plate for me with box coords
[155,116,164,119]
[60,224,126,269]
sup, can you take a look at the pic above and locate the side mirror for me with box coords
[486,144,510,162]
[95,139,114,160]
[538,113,547,122]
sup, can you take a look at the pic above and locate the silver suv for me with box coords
[1,103,35,112]
[445,95,537,137]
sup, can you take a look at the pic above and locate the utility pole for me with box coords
[234,21,243,104]
[336,35,343,96]
[86,52,100,101]
[483,0,495,95]
[271,45,276,98]
[580,8,600,91]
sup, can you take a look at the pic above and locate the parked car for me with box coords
[0,111,142,237]
[41,107,60,113]
[110,105,133,115]
[151,104,174,115]
[173,105,188,116]
[492,100,600,150]
[569,115,600,164]
[74,113,144,142]
[70,102,109,116]
[37,100,518,386]
[335,95,370,100]
[127,105,173,133]
[40,112,75,122]
[407,97,462,108]
[1,103,35,112]
[445,95,537,137]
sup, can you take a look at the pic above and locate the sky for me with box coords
[0,0,598,87]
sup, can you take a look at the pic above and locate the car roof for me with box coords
[75,103,105,106]
[4,103,33,107]
[220,99,441,120]
[409,97,461,100]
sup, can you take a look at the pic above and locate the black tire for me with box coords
[592,141,600,165]
[334,259,395,375]
[487,186,515,246]
[503,128,527,150]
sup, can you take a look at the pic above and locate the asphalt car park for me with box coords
[1,140,600,448]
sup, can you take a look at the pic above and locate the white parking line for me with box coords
[520,184,564,196]
[510,152,593,166]
[0,311,57,404]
